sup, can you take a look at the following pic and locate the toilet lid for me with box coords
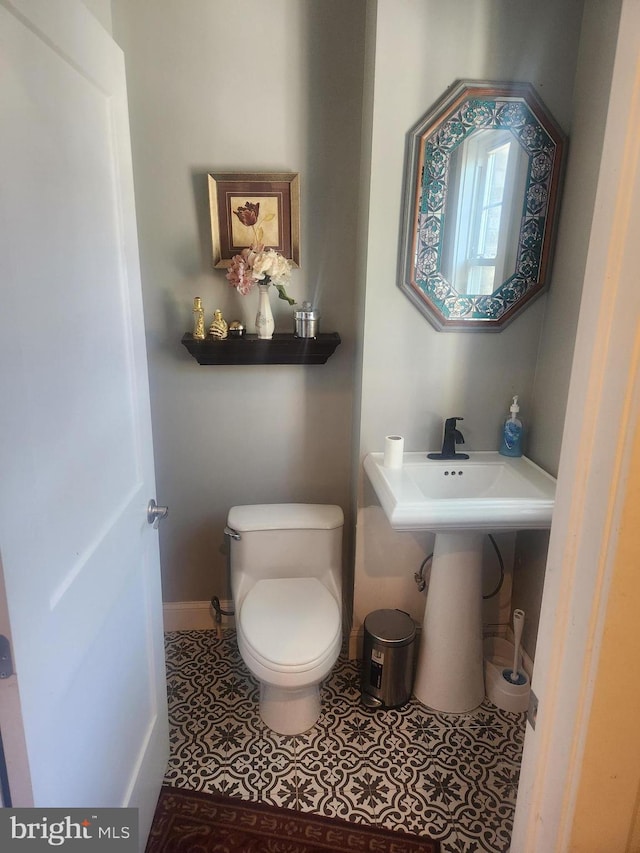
[240,578,341,667]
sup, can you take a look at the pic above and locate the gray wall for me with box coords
[513,0,623,655]
[112,0,367,603]
[111,0,620,662]
[352,0,586,650]
[83,0,111,32]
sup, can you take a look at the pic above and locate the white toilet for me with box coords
[227,503,343,735]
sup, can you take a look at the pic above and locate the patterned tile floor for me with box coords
[164,630,525,852]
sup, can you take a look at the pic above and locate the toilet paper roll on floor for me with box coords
[384,435,404,468]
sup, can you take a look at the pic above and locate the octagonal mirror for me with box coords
[399,81,566,331]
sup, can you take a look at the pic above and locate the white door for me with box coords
[0,0,168,844]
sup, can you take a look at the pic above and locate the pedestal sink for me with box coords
[363,452,556,713]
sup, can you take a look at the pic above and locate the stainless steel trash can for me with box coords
[361,609,416,708]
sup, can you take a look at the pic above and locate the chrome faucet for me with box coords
[428,417,470,460]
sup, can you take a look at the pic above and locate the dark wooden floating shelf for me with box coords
[181,332,341,365]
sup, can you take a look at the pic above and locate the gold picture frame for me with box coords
[208,171,300,268]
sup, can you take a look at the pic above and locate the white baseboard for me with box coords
[163,608,535,677]
[348,626,363,660]
[162,600,235,632]
[350,621,534,675]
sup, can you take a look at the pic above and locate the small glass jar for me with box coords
[293,302,320,338]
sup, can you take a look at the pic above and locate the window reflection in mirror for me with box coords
[442,129,529,295]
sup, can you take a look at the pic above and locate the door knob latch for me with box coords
[147,499,169,529]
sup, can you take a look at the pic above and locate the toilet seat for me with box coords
[239,577,341,670]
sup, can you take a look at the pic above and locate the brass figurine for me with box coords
[209,308,229,340]
[192,297,205,340]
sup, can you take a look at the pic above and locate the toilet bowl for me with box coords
[227,503,343,735]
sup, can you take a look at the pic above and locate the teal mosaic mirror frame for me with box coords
[399,81,566,331]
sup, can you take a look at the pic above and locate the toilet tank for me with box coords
[228,504,343,604]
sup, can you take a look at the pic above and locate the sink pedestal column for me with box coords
[413,531,485,713]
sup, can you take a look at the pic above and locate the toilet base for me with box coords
[259,682,321,735]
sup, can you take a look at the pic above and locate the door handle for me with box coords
[147,499,169,529]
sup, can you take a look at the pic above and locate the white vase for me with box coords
[255,283,275,339]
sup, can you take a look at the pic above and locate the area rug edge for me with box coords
[146,784,441,852]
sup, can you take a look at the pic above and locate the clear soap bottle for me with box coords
[499,395,523,457]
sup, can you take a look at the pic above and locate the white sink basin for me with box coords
[364,451,555,532]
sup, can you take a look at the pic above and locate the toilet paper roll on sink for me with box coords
[384,435,404,468]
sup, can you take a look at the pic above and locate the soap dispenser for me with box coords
[499,396,523,457]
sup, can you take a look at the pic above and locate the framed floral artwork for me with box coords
[208,171,300,268]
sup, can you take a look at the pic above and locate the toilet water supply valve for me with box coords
[414,533,505,600]
[211,524,241,638]
[211,596,235,639]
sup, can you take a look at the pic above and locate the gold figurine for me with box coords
[209,308,228,340]
[192,297,205,340]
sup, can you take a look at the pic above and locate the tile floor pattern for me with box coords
[164,630,526,853]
